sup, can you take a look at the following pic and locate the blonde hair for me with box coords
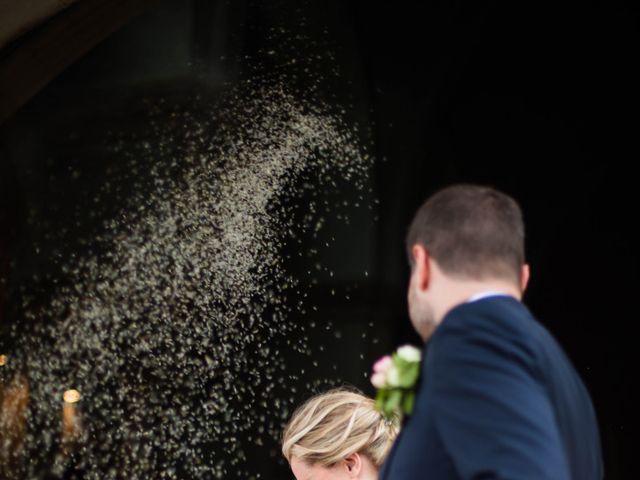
[281,387,400,468]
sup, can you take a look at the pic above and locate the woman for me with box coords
[282,388,400,480]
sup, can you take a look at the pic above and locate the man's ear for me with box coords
[411,244,431,291]
[343,453,362,478]
[520,263,530,293]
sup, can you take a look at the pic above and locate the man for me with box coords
[380,184,603,479]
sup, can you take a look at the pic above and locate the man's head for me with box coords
[406,184,530,340]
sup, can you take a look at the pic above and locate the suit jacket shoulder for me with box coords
[381,296,603,480]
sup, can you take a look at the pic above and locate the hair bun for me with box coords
[282,387,400,468]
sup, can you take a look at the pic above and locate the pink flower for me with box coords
[373,355,392,374]
[371,355,395,389]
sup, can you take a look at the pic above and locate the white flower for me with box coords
[386,364,401,387]
[370,372,387,389]
[397,345,421,363]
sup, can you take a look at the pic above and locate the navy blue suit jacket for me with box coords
[380,295,603,479]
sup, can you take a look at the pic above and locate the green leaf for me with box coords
[392,354,411,370]
[398,363,420,388]
[402,391,416,415]
[385,389,402,416]
[375,390,387,412]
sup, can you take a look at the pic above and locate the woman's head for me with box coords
[282,388,399,479]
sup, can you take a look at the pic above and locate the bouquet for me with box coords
[370,345,421,420]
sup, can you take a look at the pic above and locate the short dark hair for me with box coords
[406,184,525,284]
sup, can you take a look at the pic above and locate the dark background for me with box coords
[0,0,636,478]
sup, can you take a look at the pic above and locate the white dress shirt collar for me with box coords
[466,290,513,303]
